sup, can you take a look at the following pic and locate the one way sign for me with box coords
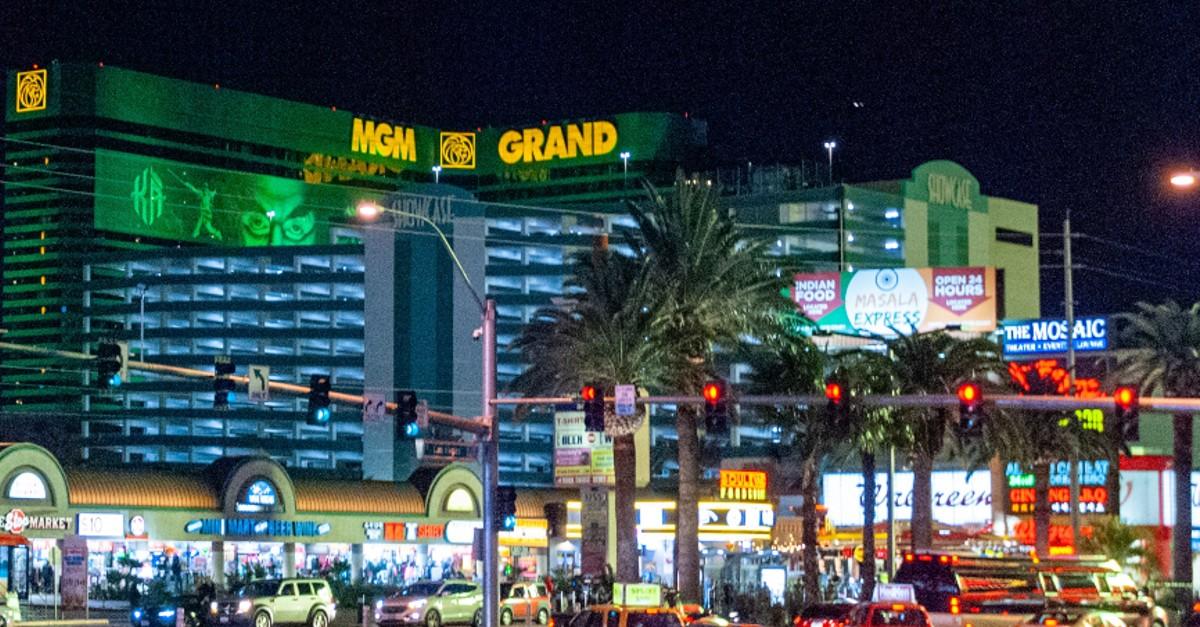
[248,365,270,402]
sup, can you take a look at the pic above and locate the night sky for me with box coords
[5,2,1200,318]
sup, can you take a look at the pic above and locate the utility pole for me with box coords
[1064,212,1082,547]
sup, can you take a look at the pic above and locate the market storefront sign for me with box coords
[821,471,991,527]
[0,508,69,534]
[184,518,330,538]
[719,470,768,501]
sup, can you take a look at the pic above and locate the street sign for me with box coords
[614,384,636,417]
[363,392,387,423]
[248,365,270,401]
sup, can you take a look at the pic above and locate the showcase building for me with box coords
[2,62,1040,485]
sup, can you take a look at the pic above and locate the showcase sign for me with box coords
[821,471,992,526]
[1002,317,1109,358]
[792,267,996,336]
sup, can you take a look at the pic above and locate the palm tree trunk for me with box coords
[1175,413,1194,617]
[800,451,821,605]
[860,449,877,602]
[613,433,639,583]
[1033,460,1051,556]
[911,451,933,551]
[676,405,701,602]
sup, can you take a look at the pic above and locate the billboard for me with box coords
[1002,316,1109,358]
[821,470,992,526]
[553,411,614,486]
[791,267,996,336]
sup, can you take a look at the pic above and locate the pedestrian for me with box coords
[41,562,54,595]
[171,555,182,592]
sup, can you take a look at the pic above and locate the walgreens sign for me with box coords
[821,470,993,527]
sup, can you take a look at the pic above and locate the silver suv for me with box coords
[216,579,336,627]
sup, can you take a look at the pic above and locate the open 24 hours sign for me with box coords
[791,267,996,336]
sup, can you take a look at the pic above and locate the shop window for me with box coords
[444,487,477,514]
[5,470,48,501]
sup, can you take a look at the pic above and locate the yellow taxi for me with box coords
[567,585,686,627]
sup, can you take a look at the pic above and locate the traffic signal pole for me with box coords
[480,299,499,627]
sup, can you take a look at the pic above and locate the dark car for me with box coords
[795,603,856,627]
[132,594,207,627]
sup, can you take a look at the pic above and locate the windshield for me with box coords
[871,608,927,626]
[398,582,443,597]
[624,613,682,627]
[802,605,855,619]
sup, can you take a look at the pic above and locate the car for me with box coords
[795,603,857,627]
[500,582,551,625]
[567,605,686,627]
[893,552,1044,627]
[132,594,208,627]
[213,579,336,627]
[376,580,483,627]
[1038,559,1168,627]
[843,602,931,627]
[1015,609,1127,627]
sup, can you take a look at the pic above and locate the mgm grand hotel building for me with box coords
[1,62,1039,487]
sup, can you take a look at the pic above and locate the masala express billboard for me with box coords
[791,267,997,336]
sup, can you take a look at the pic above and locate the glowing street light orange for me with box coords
[1170,171,1198,188]
[356,201,381,219]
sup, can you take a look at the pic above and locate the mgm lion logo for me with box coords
[16,69,47,113]
[439,131,476,169]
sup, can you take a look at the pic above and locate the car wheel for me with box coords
[473,610,483,627]
[310,610,328,627]
[501,609,513,626]
[255,611,273,627]
[537,609,549,625]
[426,610,442,627]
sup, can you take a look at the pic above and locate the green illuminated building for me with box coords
[2,62,1038,484]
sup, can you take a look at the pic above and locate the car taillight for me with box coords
[949,597,960,615]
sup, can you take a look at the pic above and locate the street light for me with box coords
[432,165,442,184]
[1170,170,1198,188]
[823,141,837,185]
[619,151,631,187]
[356,199,497,627]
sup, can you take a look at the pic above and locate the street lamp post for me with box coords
[357,200,498,627]
[824,141,837,186]
[432,166,442,185]
[619,151,631,188]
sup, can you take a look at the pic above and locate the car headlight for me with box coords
[211,602,219,615]
[408,600,427,609]
[376,600,383,611]
[133,609,143,620]
[159,609,177,619]
[237,600,253,615]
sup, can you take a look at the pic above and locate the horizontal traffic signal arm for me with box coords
[0,341,486,435]
[496,392,1176,411]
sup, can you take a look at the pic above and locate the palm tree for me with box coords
[1113,300,1200,615]
[509,242,676,583]
[626,175,788,602]
[745,331,828,604]
[875,330,1005,551]
[831,351,910,601]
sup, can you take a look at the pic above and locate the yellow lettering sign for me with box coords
[498,121,619,165]
[351,117,416,162]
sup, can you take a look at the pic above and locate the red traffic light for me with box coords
[957,381,981,405]
[702,381,724,404]
[1114,385,1138,410]
[581,385,598,402]
[824,380,844,404]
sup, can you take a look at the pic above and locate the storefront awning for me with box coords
[294,479,424,515]
[67,469,218,509]
[0,533,31,547]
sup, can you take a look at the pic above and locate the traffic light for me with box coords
[307,374,331,425]
[702,380,729,435]
[213,355,235,410]
[395,390,419,438]
[581,384,605,431]
[825,378,849,429]
[496,486,517,531]
[95,340,128,389]
[1114,385,1140,442]
[957,381,983,437]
